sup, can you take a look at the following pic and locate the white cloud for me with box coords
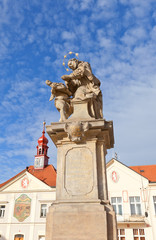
[0,0,156,183]
[28,34,35,43]
[80,0,94,10]
[121,27,147,46]
[62,31,76,40]
[97,0,117,8]
[105,78,156,165]
[67,0,94,10]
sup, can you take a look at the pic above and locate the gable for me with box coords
[1,171,52,192]
[107,159,149,193]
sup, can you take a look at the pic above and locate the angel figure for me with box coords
[46,80,73,122]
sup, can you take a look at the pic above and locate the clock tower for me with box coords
[34,122,49,169]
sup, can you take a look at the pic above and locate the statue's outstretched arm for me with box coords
[61,75,72,81]
[46,80,53,86]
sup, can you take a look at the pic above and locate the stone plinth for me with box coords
[69,99,94,121]
[45,117,117,240]
[46,201,116,240]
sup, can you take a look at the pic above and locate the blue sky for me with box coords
[0,0,156,183]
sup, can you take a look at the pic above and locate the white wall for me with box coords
[107,159,155,240]
[0,172,56,240]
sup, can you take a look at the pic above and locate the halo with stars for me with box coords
[63,51,79,72]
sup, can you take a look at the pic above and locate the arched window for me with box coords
[14,234,24,240]
[39,147,42,155]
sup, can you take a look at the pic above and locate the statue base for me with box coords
[46,117,117,240]
[46,94,117,240]
[46,201,117,240]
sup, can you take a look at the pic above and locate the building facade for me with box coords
[0,124,56,240]
[1,126,156,240]
[0,168,56,240]
[107,158,156,240]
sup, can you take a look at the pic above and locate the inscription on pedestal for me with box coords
[65,147,94,196]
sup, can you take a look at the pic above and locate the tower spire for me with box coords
[34,122,49,169]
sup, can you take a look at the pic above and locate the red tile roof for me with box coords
[28,165,56,187]
[0,165,56,189]
[0,169,26,188]
[130,165,156,182]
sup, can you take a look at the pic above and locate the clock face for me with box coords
[21,178,29,188]
[34,156,44,169]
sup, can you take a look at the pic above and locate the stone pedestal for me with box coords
[45,102,117,240]
[46,201,116,240]
[69,99,94,121]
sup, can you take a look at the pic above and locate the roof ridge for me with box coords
[0,169,26,188]
[130,164,156,167]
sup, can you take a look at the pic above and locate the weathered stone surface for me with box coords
[69,99,94,121]
[46,118,114,149]
[46,201,117,240]
[64,120,90,142]
[45,117,117,240]
[46,203,108,240]
[65,147,93,196]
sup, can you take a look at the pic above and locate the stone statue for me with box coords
[45,80,73,122]
[46,58,103,121]
[61,58,103,119]
[46,57,117,240]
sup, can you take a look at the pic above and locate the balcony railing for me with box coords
[116,214,145,222]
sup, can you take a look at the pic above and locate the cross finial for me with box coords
[43,121,46,134]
